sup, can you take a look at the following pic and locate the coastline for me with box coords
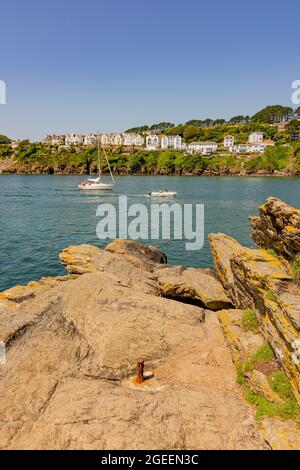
[1,163,300,177]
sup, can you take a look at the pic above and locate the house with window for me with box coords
[224,135,235,148]
[161,135,182,150]
[100,134,109,146]
[248,132,263,143]
[231,143,266,154]
[84,134,98,146]
[123,133,144,146]
[187,142,218,155]
[146,134,160,150]
[111,133,122,146]
[65,133,84,146]
[44,134,65,146]
[100,133,123,146]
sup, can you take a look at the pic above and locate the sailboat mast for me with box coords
[97,132,102,178]
[103,144,115,184]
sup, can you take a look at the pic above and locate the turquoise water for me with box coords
[0,175,300,291]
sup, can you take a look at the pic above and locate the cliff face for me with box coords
[209,233,300,404]
[210,197,300,410]
[250,197,300,259]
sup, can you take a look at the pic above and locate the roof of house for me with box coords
[189,141,218,145]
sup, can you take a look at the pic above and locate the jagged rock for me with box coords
[218,309,283,405]
[208,233,247,304]
[59,244,160,295]
[259,418,300,450]
[0,244,266,450]
[218,309,264,363]
[247,370,284,405]
[209,233,300,403]
[250,197,300,259]
[105,238,167,269]
[154,265,233,311]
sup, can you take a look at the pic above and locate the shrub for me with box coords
[236,362,245,385]
[291,253,300,280]
[265,290,276,302]
[245,342,274,371]
[242,309,259,333]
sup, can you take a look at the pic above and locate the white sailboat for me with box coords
[78,135,115,191]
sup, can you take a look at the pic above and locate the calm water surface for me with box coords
[0,175,300,291]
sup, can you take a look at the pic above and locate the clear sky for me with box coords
[0,0,299,140]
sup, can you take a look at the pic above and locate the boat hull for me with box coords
[78,183,115,190]
[150,192,176,197]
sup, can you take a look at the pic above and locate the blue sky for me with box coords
[0,0,299,140]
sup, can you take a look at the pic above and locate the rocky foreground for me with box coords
[1,199,300,450]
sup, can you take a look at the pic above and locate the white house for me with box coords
[123,133,144,146]
[248,132,264,143]
[224,135,235,148]
[84,134,98,146]
[231,143,266,154]
[65,133,84,146]
[100,134,109,146]
[111,133,122,146]
[161,135,182,150]
[44,134,65,146]
[187,142,218,155]
[100,133,122,146]
[161,135,170,149]
[146,134,160,150]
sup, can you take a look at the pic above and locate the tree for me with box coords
[213,119,226,126]
[125,125,149,133]
[149,122,175,132]
[183,126,203,142]
[0,134,11,144]
[229,115,247,125]
[286,119,300,132]
[252,105,293,123]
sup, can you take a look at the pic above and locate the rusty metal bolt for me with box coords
[135,358,145,384]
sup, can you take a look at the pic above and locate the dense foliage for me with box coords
[252,105,293,123]
[125,104,298,136]
[1,139,298,176]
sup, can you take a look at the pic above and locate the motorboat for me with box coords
[78,135,115,191]
[149,189,177,197]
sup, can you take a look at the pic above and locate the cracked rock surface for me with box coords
[0,241,266,449]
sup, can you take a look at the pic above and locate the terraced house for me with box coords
[187,141,218,155]
[122,133,144,146]
[161,135,182,150]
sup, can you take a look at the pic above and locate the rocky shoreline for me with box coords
[1,165,300,177]
[1,158,300,177]
[0,198,300,449]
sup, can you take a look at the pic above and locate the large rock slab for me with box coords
[250,197,300,259]
[154,265,233,311]
[0,245,265,450]
[105,238,167,269]
[59,244,159,295]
